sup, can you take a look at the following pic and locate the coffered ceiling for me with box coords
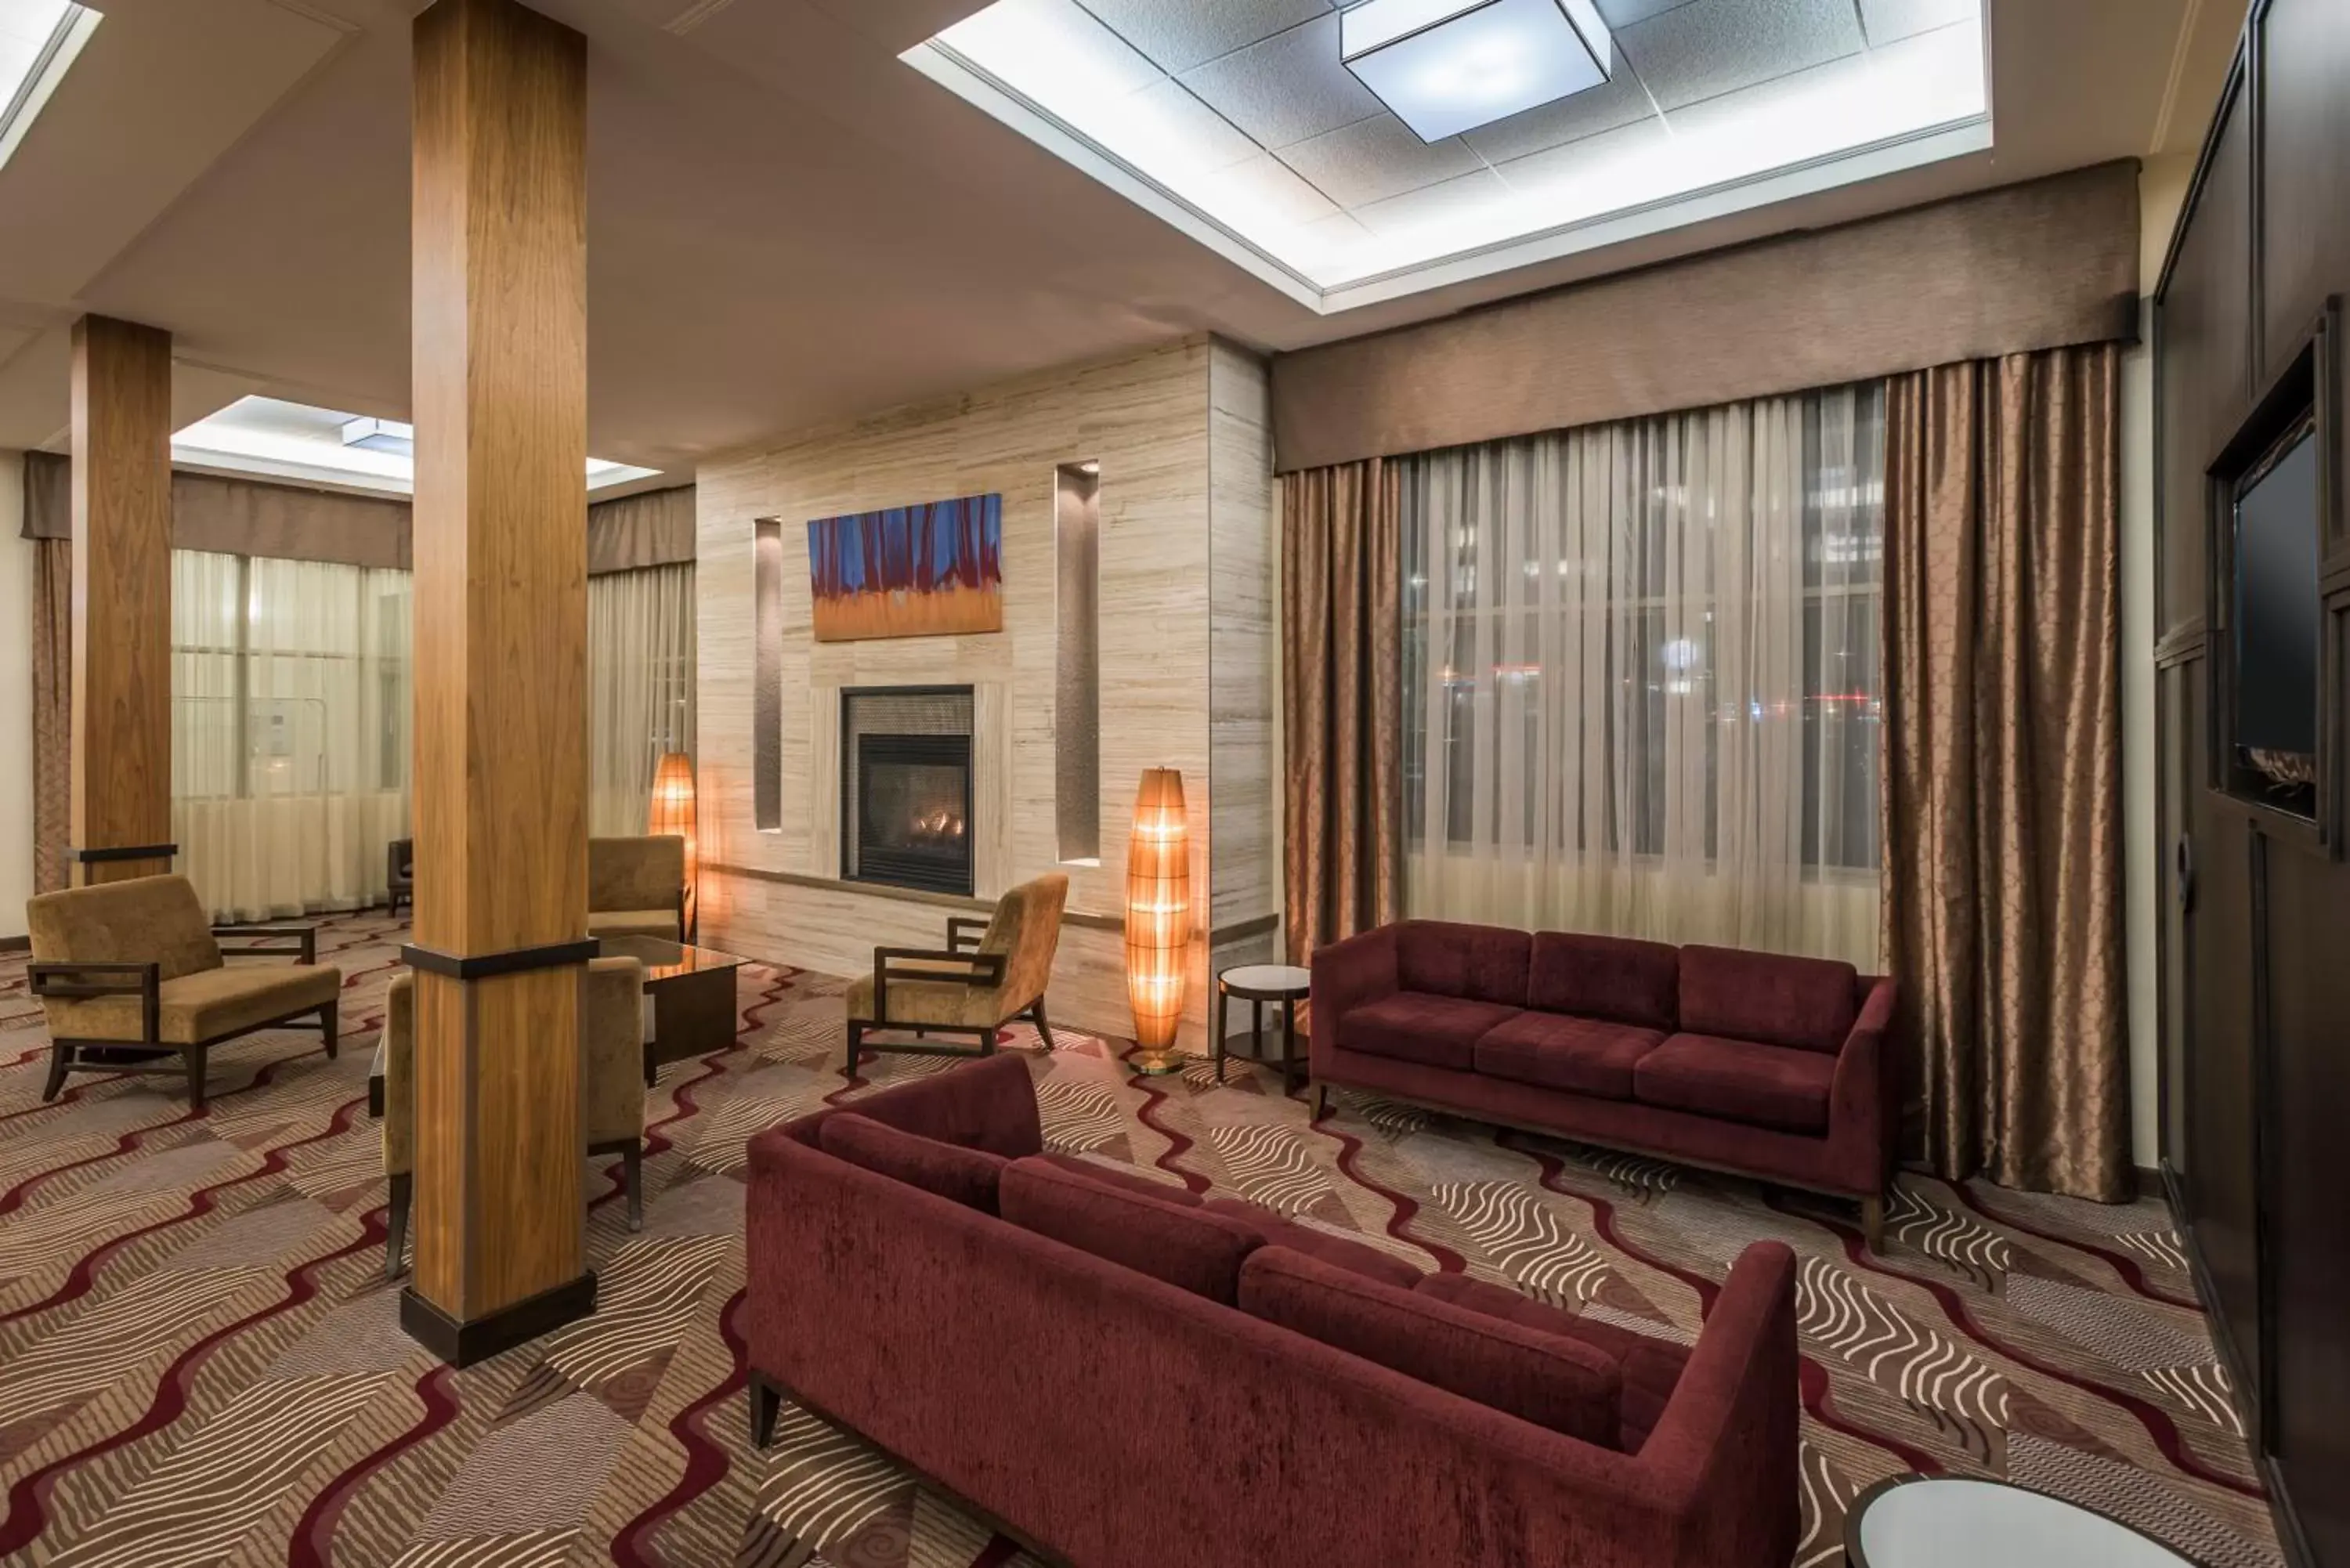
[0,0,2243,469]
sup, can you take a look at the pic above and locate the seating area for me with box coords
[0,0,2340,1564]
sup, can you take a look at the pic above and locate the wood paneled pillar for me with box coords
[400,0,595,1367]
[68,316,175,886]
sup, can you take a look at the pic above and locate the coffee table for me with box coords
[1844,1476,2202,1568]
[598,936,750,1085]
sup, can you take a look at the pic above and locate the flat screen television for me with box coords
[2231,417,2321,812]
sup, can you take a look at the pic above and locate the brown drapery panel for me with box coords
[23,452,692,574]
[1882,342,2128,1201]
[1281,459,1402,963]
[31,537,71,894]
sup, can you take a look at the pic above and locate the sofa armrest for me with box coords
[214,924,317,964]
[28,960,161,1045]
[1309,925,1399,1049]
[1825,977,1900,1193]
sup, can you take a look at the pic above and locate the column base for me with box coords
[400,1271,597,1368]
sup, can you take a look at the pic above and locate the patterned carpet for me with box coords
[0,912,2281,1567]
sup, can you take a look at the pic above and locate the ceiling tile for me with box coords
[1194,151,1345,231]
[1460,58,1661,164]
[942,0,1166,103]
[1274,112,1484,209]
[1177,13,1383,150]
[1619,0,1865,111]
[1123,81,1264,174]
[1350,166,1511,240]
[1076,0,1333,75]
[1593,0,1701,24]
[1491,111,1676,214]
[1857,0,1977,47]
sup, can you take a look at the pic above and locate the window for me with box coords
[1399,384,1885,963]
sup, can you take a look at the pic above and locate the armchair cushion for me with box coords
[588,836,685,918]
[822,1113,1008,1214]
[44,956,338,1046]
[582,956,646,1147]
[588,909,683,941]
[970,871,1068,1013]
[26,874,221,983]
[847,872,1068,1031]
[845,966,1003,1030]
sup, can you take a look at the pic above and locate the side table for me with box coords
[1213,963,1311,1089]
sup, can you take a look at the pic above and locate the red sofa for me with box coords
[1311,921,1899,1246]
[746,1053,1799,1568]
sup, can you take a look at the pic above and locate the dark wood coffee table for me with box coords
[598,936,750,1084]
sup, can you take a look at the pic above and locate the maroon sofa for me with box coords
[746,1053,1799,1568]
[1311,921,1899,1246]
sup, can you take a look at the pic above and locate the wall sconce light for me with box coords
[649,750,698,939]
[1125,766,1188,1075]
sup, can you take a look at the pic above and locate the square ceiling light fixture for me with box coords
[1341,0,1614,143]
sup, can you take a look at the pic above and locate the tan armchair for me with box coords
[26,874,341,1111]
[844,871,1067,1075]
[588,836,686,941]
[381,956,648,1280]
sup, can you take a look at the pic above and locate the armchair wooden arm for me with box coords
[872,945,1005,1024]
[27,961,161,1045]
[944,916,989,954]
[212,925,318,964]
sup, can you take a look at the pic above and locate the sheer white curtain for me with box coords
[1400,383,1885,965]
[588,563,696,836]
[172,551,412,921]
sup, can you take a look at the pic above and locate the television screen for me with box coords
[2232,424,2320,764]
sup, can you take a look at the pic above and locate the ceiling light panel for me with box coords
[1341,0,1613,143]
[0,1,98,175]
[909,0,1990,311]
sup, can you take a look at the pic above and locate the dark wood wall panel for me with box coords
[2256,0,2350,381]
[2159,68,2253,639]
[2186,805,2261,1392]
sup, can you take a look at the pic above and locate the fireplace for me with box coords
[841,687,974,897]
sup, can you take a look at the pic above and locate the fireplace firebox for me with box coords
[841,687,974,897]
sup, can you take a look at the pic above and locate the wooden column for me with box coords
[401,0,595,1366]
[68,316,175,886]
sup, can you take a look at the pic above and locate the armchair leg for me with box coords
[386,1172,412,1281]
[42,1044,70,1103]
[622,1141,644,1232]
[185,1046,209,1113]
[320,999,340,1060]
[1029,998,1057,1053]
[843,1021,864,1080]
[747,1370,782,1448]
[1861,1193,1885,1254]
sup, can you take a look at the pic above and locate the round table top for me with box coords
[1848,1477,2197,1568]
[1218,963,1310,996]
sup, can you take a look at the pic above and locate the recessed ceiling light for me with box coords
[175,396,661,497]
[0,2,100,175]
[339,415,414,457]
[1340,0,1613,143]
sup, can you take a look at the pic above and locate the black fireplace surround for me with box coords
[841,687,974,898]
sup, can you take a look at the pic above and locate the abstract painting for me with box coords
[807,493,1003,641]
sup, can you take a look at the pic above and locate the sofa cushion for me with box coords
[788,1052,1043,1159]
[1000,1156,1261,1304]
[1203,1198,1423,1290]
[1528,932,1679,1030]
[1338,992,1521,1072]
[1039,1153,1202,1205]
[1473,1012,1665,1101]
[1242,1248,1622,1449]
[1677,945,1857,1054]
[821,1113,1008,1214]
[1414,1271,1690,1452]
[1397,921,1531,1007]
[1634,1033,1838,1135]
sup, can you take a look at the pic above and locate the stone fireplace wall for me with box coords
[693,338,1277,1046]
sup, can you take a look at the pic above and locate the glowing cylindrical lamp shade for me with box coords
[1125,767,1189,1074]
[648,751,698,934]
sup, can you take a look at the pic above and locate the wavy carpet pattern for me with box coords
[0,914,2280,1566]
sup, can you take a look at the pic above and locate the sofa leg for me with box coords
[1861,1194,1885,1254]
[1309,1082,1330,1122]
[622,1141,644,1232]
[185,1046,209,1113]
[386,1171,412,1281]
[320,999,340,1060]
[42,1044,70,1103]
[747,1371,782,1448]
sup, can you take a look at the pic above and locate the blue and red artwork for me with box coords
[807,493,1003,641]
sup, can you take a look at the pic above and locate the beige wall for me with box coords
[0,451,31,941]
[694,338,1277,1046]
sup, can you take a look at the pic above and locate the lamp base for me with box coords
[1128,1048,1186,1076]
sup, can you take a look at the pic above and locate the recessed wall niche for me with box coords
[1055,461,1101,865]
[753,517,784,833]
